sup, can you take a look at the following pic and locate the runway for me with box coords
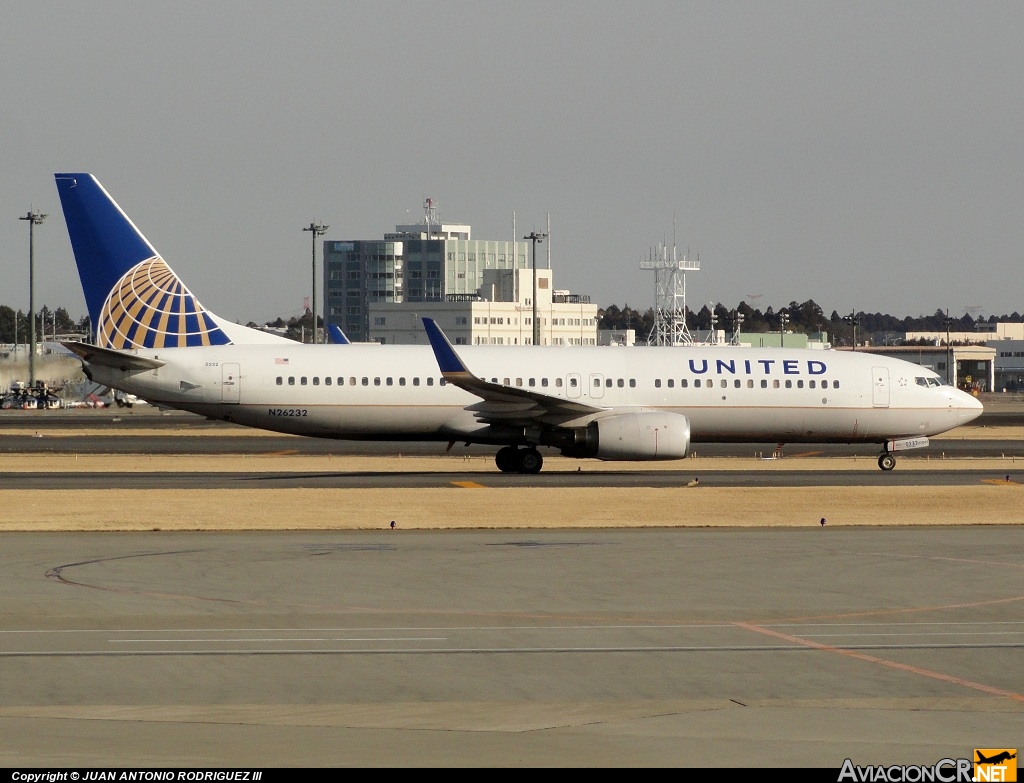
[1,467,1019,489]
[2,406,1023,462]
[2,406,1023,488]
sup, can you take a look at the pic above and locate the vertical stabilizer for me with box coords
[54,173,287,348]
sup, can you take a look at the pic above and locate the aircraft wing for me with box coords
[61,341,166,371]
[422,318,603,426]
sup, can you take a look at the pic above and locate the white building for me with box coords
[369,268,598,346]
[905,323,1024,344]
[597,329,636,347]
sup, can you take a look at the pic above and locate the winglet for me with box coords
[422,317,469,375]
[327,323,351,344]
[420,318,602,422]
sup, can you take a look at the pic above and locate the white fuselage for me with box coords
[86,343,982,446]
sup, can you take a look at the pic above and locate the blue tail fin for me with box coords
[327,323,351,344]
[55,174,286,349]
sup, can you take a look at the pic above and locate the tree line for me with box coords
[598,300,1024,345]
[0,305,323,346]
[0,305,87,343]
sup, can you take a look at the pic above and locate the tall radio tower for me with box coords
[639,231,699,346]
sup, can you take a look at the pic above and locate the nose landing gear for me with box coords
[877,452,896,471]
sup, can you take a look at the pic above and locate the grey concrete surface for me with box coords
[0,528,1021,767]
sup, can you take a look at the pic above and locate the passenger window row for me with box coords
[485,377,639,389]
[273,374,839,391]
[654,378,840,390]
[276,376,448,387]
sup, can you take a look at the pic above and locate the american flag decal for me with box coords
[275,358,289,365]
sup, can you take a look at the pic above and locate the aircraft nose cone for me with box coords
[956,392,984,426]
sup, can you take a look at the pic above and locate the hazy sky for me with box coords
[3,2,1022,325]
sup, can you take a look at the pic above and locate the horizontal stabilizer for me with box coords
[62,341,166,371]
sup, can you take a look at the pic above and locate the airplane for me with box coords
[976,752,1016,765]
[54,172,984,473]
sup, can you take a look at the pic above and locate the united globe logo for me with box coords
[97,256,230,349]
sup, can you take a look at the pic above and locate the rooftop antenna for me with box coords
[423,197,438,238]
[639,215,699,345]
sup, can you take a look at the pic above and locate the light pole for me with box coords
[843,311,859,351]
[779,310,789,348]
[19,210,46,386]
[303,222,328,344]
[524,231,547,346]
[731,310,744,345]
[944,310,955,385]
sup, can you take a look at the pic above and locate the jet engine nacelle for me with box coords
[548,411,690,461]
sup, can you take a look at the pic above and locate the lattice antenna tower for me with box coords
[639,223,700,345]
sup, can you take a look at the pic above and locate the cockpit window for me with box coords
[915,377,929,387]
[917,376,945,387]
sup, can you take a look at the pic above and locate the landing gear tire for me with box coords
[878,453,896,471]
[495,446,518,473]
[517,449,543,474]
[495,447,544,474]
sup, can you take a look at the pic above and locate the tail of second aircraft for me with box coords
[55,173,287,349]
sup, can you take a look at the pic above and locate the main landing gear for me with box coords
[877,452,896,471]
[495,446,544,474]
